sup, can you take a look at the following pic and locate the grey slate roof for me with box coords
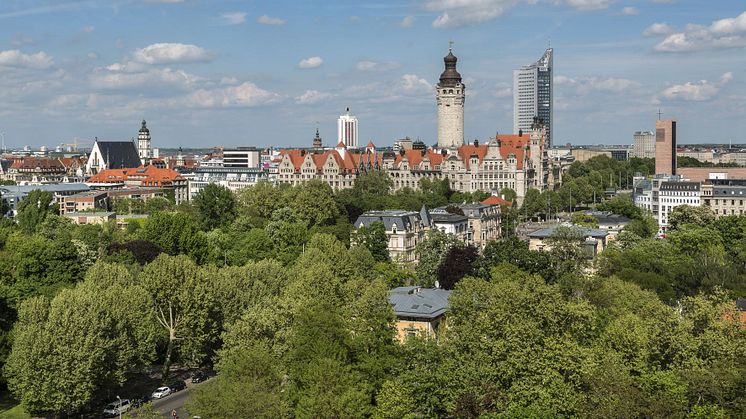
[528,225,608,239]
[389,287,452,320]
[431,212,468,224]
[354,210,422,232]
[97,141,141,169]
[582,210,631,226]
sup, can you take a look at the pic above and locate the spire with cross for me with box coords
[448,39,454,52]
[657,108,664,120]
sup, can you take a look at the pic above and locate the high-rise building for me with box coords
[338,108,359,148]
[436,47,465,149]
[632,131,655,159]
[137,120,152,164]
[513,48,553,147]
[655,119,676,175]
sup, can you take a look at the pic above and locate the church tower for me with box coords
[138,119,152,164]
[436,45,465,149]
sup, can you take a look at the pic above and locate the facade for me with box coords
[4,156,67,183]
[513,48,553,147]
[86,139,142,175]
[388,286,451,342]
[60,188,166,214]
[62,211,116,225]
[353,210,428,264]
[657,181,700,229]
[0,183,90,216]
[655,119,677,175]
[186,166,267,199]
[429,212,470,243]
[701,181,746,217]
[677,167,746,182]
[337,108,359,148]
[137,120,152,164]
[632,131,655,159]
[583,210,631,241]
[452,203,501,247]
[527,225,609,258]
[87,165,188,204]
[223,147,260,168]
[436,48,465,149]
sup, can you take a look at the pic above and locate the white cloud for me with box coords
[555,75,640,94]
[620,6,638,16]
[0,50,53,69]
[90,66,202,90]
[257,15,286,25]
[133,43,213,64]
[661,72,733,101]
[356,60,400,72]
[298,56,323,69]
[494,82,512,98]
[401,74,432,93]
[644,22,675,36]
[220,12,247,25]
[561,0,616,11]
[183,82,281,108]
[144,0,184,3]
[295,90,333,105]
[82,25,95,33]
[400,15,415,27]
[654,11,746,52]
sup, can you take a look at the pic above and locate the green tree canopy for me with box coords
[194,183,237,231]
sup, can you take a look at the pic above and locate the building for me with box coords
[632,131,655,159]
[436,47,465,149]
[87,165,188,204]
[86,138,142,175]
[186,166,267,200]
[353,210,429,264]
[429,212,470,243]
[527,224,609,258]
[448,203,501,248]
[137,120,152,164]
[4,156,66,183]
[582,210,631,241]
[677,167,746,182]
[337,108,359,148]
[657,181,700,229]
[388,286,451,341]
[62,211,116,225]
[0,183,90,216]
[701,180,746,217]
[513,48,553,147]
[223,147,260,168]
[60,188,167,214]
[655,119,677,175]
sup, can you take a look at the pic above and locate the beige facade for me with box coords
[701,183,746,217]
[632,131,655,159]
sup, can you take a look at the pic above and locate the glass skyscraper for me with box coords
[513,48,553,147]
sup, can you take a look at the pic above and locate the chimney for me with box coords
[518,129,523,137]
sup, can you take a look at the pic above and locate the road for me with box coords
[151,386,194,418]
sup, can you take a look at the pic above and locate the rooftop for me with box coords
[388,286,452,320]
[528,224,609,239]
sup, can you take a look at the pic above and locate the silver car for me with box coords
[151,386,171,399]
[103,399,130,417]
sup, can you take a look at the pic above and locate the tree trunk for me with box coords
[162,333,175,382]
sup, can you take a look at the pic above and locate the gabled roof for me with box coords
[9,156,65,170]
[87,164,185,184]
[95,140,141,169]
[389,286,452,320]
[481,195,513,206]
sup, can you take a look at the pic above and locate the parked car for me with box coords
[103,399,131,417]
[191,371,211,383]
[168,380,186,392]
[151,386,171,399]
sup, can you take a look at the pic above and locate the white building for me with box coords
[337,108,359,148]
[223,147,260,168]
[513,48,553,147]
[633,175,702,232]
[632,131,655,159]
[436,47,465,149]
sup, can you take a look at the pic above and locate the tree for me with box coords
[289,180,341,227]
[353,221,390,262]
[106,240,164,265]
[667,205,715,231]
[415,230,462,287]
[140,212,207,262]
[138,254,219,380]
[237,181,288,221]
[16,190,55,233]
[597,194,642,219]
[143,196,174,214]
[194,183,237,231]
[571,212,599,228]
[437,245,478,290]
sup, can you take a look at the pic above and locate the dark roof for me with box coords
[431,212,468,224]
[737,297,746,312]
[582,210,632,226]
[660,181,700,191]
[354,210,422,232]
[528,224,608,239]
[713,186,746,197]
[439,50,462,87]
[389,287,451,320]
[97,140,141,169]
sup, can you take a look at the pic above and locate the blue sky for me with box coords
[0,0,744,149]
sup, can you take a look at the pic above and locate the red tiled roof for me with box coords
[87,164,185,185]
[10,157,65,170]
[481,195,513,206]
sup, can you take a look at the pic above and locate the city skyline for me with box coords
[0,0,745,149]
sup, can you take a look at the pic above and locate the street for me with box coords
[150,386,192,418]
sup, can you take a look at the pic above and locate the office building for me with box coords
[632,131,655,159]
[513,48,553,147]
[337,108,359,148]
[436,47,465,149]
[655,119,676,175]
[223,147,260,168]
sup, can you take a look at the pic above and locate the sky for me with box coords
[0,0,745,149]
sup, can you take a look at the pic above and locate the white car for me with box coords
[151,386,171,399]
[103,399,131,417]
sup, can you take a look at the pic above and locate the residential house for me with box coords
[353,209,429,264]
[62,211,116,225]
[527,224,609,258]
[388,286,451,342]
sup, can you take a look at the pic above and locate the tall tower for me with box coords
[513,48,553,147]
[337,108,359,148]
[137,119,152,164]
[436,45,465,149]
[655,119,676,175]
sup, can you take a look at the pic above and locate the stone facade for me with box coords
[436,48,465,149]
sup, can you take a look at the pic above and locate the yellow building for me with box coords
[388,286,451,342]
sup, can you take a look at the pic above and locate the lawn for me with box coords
[0,404,30,419]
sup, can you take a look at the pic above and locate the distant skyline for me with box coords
[0,0,745,149]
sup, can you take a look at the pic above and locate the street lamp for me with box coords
[116,395,122,419]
